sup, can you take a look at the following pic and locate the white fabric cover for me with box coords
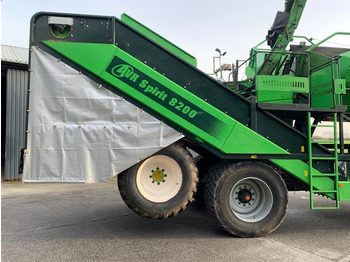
[23,47,182,183]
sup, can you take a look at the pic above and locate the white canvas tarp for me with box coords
[23,47,182,183]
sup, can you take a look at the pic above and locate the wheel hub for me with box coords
[136,155,183,203]
[150,168,167,184]
[237,188,253,204]
[229,177,273,222]
[232,184,256,207]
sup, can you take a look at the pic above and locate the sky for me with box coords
[1,0,350,74]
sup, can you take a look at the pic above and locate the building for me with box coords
[1,44,29,180]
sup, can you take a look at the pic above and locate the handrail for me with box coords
[310,55,341,73]
[306,32,350,52]
[252,50,309,77]
[292,35,315,45]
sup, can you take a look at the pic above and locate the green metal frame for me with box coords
[310,56,346,109]
[256,75,309,103]
[42,41,350,203]
[306,32,350,52]
[258,0,307,76]
[42,41,288,155]
[27,11,349,209]
[308,113,339,208]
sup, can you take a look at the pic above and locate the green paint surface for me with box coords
[256,75,309,103]
[270,159,337,199]
[339,182,350,201]
[42,41,288,155]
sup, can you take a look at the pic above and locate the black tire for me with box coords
[118,143,198,219]
[194,155,216,205]
[205,161,288,237]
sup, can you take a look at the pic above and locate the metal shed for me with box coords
[1,45,29,180]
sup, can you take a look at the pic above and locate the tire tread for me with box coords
[118,143,198,219]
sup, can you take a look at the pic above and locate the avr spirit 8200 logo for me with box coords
[109,62,197,119]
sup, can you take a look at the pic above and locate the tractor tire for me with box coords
[194,155,216,205]
[118,143,198,219]
[205,161,288,237]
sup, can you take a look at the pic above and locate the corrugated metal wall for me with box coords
[5,69,28,180]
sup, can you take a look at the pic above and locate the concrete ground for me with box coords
[2,178,350,262]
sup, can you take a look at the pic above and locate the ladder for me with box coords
[307,112,339,209]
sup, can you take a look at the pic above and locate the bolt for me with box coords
[152,181,154,183]
[162,180,165,183]
[238,202,241,205]
[149,175,152,178]
[157,182,160,185]
[164,174,167,177]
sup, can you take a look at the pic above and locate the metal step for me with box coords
[308,112,339,209]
